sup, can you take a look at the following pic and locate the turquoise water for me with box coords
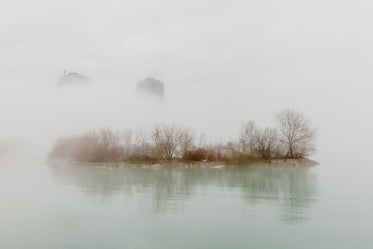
[0,157,372,249]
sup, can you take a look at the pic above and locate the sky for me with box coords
[1,0,373,160]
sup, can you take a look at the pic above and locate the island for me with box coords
[48,110,318,168]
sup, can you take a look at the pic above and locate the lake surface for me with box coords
[0,156,372,249]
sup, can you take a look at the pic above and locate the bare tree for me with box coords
[122,129,133,159]
[224,141,241,161]
[152,124,180,160]
[49,112,317,164]
[76,132,102,162]
[240,120,259,157]
[97,128,123,161]
[178,127,195,157]
[276,110,316,158]
[134,127,151,159]
[256,127,279,159]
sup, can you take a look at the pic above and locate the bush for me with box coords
[49,112,317,164]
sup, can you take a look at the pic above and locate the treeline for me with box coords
[49,110,316,163]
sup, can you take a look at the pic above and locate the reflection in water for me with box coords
[50,166,318,224]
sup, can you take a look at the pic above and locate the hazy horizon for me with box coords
[1,0,373,162]
[2,1,373,249]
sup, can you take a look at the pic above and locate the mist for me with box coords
[2,2,373,162]
[2,1,373,248]
[0,0,372,169]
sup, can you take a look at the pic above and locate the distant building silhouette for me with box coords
[58,71,90,86]
[137,78,164,97]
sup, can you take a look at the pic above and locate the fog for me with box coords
[1,0,373,164]
[2,2,373,249]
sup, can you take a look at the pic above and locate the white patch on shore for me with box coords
[212,165,225,169]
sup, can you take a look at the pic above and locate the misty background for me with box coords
[2,2,373,249]
[1,0,372,165]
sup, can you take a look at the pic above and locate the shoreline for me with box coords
[48,158,319,169]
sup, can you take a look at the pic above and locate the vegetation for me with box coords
[49,110,316,164]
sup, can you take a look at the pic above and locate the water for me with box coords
[0,155,372,249]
